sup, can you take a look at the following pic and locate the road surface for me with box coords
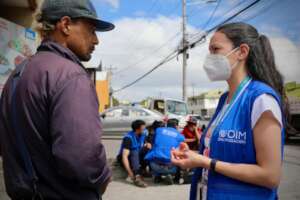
[1,137,300,200]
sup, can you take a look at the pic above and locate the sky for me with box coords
[88,0,300,102]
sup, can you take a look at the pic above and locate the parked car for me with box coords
[100,106,163,136]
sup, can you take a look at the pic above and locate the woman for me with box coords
[171,22,287,200]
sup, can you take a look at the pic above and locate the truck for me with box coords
[286,82,300,139]
[142,98,189,129]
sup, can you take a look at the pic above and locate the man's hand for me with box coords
[144,142,152,149]
[122,149,135,179]
[128,171,134,179]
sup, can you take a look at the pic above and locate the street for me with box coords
[1,137,300,200]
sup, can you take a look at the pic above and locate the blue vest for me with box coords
[118,131,147,156]
[190,80,285,200]
[145,127,185,164]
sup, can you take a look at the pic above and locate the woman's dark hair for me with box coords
[216,22,289,122]
[131,120,146,131]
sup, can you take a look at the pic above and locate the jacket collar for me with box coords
[37,39,85,69]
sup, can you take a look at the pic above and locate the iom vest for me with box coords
[145,127,185,164]
[190,80,285,200]
[118,131,147,157]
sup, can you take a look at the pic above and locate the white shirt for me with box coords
[251,94,282,128]
[199,94,282,200]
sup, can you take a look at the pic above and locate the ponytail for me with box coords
[217,22,289,122]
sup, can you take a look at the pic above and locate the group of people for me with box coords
[117,117,203,188]
[0,0,287,199]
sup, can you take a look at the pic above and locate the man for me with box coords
[147,120,165,145]
[117,120,151,188]
[181,116,202,150]
[0,0,114,199]
[145,119,185,185]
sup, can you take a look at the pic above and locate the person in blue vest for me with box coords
[117,120,152,188]
[145,118,185,185]
[171,22,287,200]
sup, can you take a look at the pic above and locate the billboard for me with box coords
[0,17,37,95]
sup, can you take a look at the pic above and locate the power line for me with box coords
[114,0,263,94]
[201,0,221,30]
[187,0,222,45]
[187,0,218,19]
[113,32,181,76]
[188,0,262,50]
[113,50,179,93]
[189,0,247,42]
[113,1,182,76]
[242,0,281,23]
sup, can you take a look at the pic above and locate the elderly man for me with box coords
[0,0,114,199]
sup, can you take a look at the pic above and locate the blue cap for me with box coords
[40,0,115,32]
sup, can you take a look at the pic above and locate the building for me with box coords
[285,82,300,135]
[95,71,110,113]
[0,0,43,95]
[84,62,114,112]
[0,0,110,113]
[188,89,223,118]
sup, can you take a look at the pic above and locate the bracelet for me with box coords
[210,159,218,171]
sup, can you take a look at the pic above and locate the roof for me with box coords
[285,82,300,98]
[188,89,223,101]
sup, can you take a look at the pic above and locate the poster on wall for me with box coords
[0,17,37,95]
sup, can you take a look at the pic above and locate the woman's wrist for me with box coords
[195,154,212,169]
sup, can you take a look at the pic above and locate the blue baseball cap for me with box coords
[40,0,115,32]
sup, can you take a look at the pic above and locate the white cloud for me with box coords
[101,0,119,9]
[270,37,300,82]
[133,11,147,17]
[89,16,300,102]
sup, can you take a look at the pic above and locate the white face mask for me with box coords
[203,47,240,81]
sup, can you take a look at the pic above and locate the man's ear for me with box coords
[57,16,73,36]
[238,43,250,61]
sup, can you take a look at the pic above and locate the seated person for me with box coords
[181,116,202,151]
[147,120,165,145]
[117,120,152,188]
[145,119,185,185]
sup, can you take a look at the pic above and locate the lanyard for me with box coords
[212,76,252,132]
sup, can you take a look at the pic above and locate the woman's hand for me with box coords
[171,143,211,169]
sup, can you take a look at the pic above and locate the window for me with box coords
[105,108,122,118]
[131,109,150,117]
[122,109,130,117]
[166,100,188,116]
[153,100,165,114]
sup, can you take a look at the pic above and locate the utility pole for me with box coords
[182,0,188,102]
[191,82,195,100]
[106,65,117,108]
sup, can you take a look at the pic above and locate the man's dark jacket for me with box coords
[0,40,111,200]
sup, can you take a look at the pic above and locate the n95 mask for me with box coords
[203,47,240,81]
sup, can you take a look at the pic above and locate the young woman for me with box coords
[171,22,287,200]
